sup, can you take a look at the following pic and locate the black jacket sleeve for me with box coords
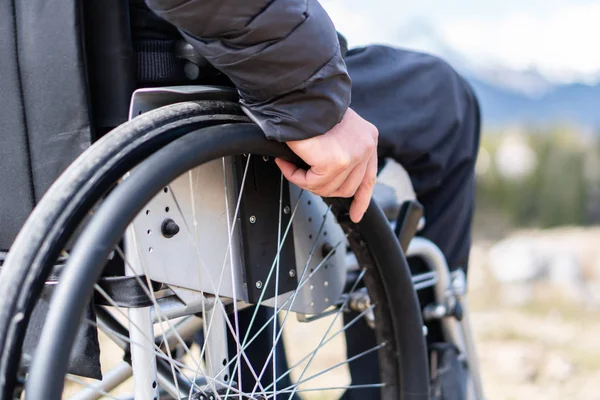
[145,0,351,142]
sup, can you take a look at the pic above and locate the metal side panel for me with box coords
[130,172,348,313]
[129,157,248,302]
[262,187,347,315]
[127,86,245,302]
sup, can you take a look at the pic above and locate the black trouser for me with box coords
[344,45,480,399]
[237,45,481,399]
[348,45,481,272]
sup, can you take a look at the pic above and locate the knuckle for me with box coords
[361,121,377,139]
[366,137,376,152]
[335,154,352,170]
[369,123,379,139]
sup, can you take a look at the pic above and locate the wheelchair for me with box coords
[0,4,483,400]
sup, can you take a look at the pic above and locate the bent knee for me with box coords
[348,45,481,172]
[360,45,479,134]
[416,52,481,154]
[416,52,478,127]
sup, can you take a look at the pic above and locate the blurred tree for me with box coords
[475,126,595,236]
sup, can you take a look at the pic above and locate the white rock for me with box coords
[488,237,542,283]
[548,252,580,283]
[542,354,573,382]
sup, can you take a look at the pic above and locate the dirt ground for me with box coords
[467,240,600,400]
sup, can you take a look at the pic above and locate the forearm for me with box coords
[145,0,351,141]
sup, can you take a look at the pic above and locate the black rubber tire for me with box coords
[0,103,429,399]
[0,100,247,396]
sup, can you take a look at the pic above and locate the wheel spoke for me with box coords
[127,232,182,398]
[178,156,268,398]
[163,156,269,397]
[222,188,304,399]
[113,244,208,398]
[285,268,367,399]
[264,302,376,392]
[246,383,386,397]
[272,172,285,398]
[222,156,245,400]
[280,342,386,394]
[92,286,198,382]
[66,362,132,400]
[185,167,222,400]
[86,313,254,398]
[65,374,122,400]
[217,234,346,383]
[87,316,203,379]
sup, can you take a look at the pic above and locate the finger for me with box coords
[277,157,345,195]
[349,155,378,223]
[307,164,355,197]
[275,158,308,187]
[329,159,368,198]
[301,147,359,195]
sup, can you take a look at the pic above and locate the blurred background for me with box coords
[322,1,600,398]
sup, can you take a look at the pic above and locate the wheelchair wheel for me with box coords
[0,101,429,399]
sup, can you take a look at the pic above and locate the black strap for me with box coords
[134,32,349,87]
[135,39,188,85]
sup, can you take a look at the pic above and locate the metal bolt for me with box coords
[324,281,329,287]
[325,298,329,303]
[255,280,263,289]
[289,269,296,278]
[184,61,200,80]
[423,303,448,321]
[263,155,270,162]
[283,205,291,214]
[322,243,335,258]
[161,218,180,238]
[249,215,257,224]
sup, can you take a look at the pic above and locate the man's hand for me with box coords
[275,108,378,223]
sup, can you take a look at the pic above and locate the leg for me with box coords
[342,45,481,400]
[346,45,481,271]
[225,306,294,395]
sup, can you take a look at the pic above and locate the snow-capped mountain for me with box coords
[394,20,600,129]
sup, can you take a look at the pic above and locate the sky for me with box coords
[321,0,600,84]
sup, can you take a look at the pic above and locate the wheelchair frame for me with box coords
[116,86,484,400]
[0,81,483,399]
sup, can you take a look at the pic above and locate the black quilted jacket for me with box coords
[146,0,351,142]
